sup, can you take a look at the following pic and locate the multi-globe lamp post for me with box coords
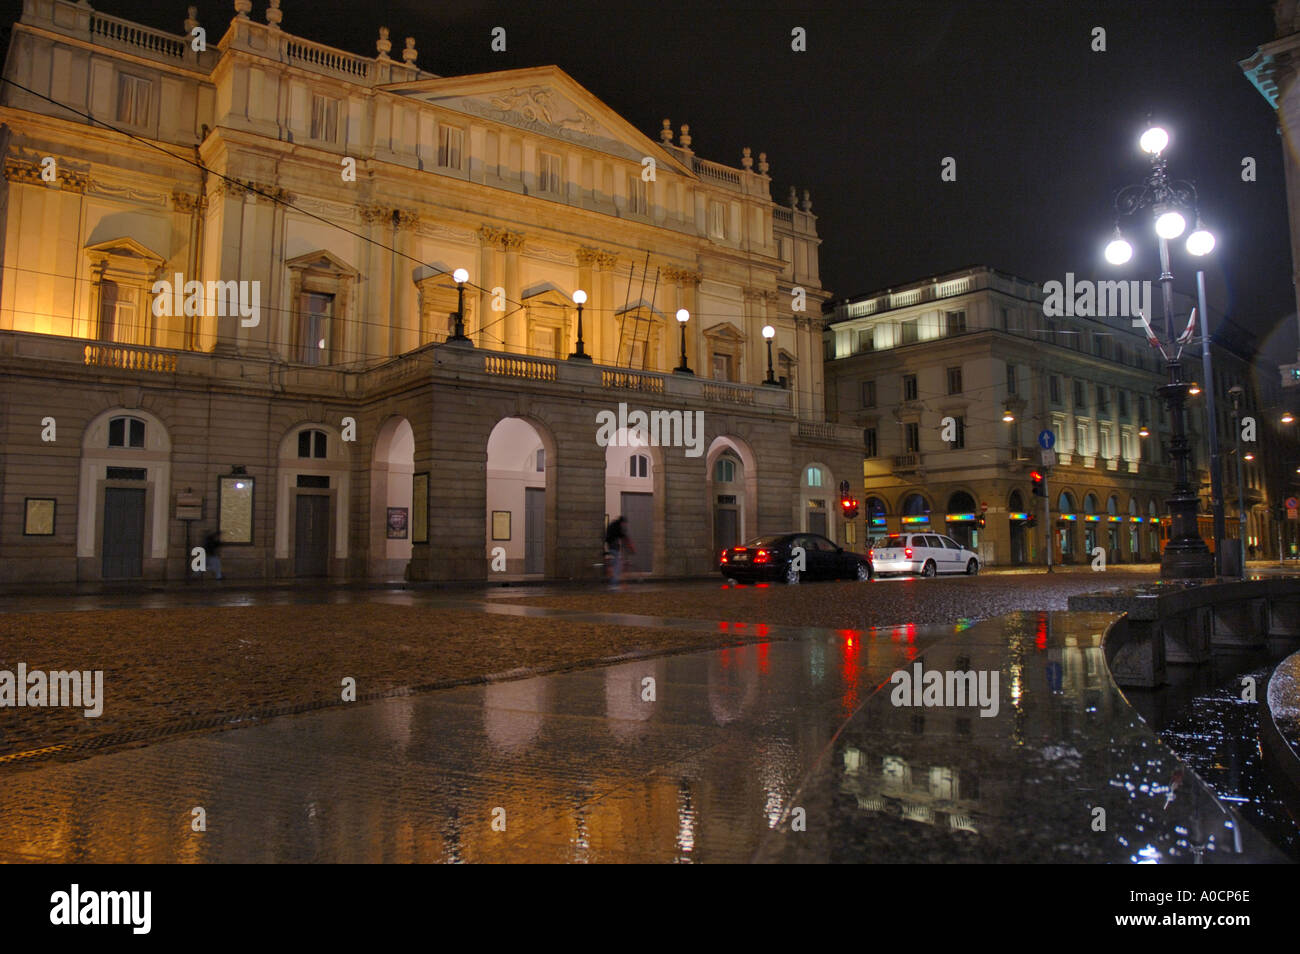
[1103,122,1217,579]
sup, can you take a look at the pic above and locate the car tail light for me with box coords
[905,547,913,559]
[720,550,728,563]
[867,549,874,561]
[754,549,770,564]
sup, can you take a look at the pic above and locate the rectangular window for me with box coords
[628,174,648,214]
[1049,375,1061,404]
[905,422,920,453]
[106,466,146,481]
[856,329,874,353]
[296,475,330,489]
[709,201,726,239]
[903,373,918,401]
[1006,364,1017,395]
[1118,390,1129,418]
[539,152,563,194]
[116,74,151,126]
[864,427,878,458]
[900,319,919,345]
[947,366,962,395]
[711,352,733,381]
[310,94,339,141]
[1076,422,1091,455]
[1074,380,1086,411]
[861,379,876,408]
[1096,386,1109,414]
[952,416,966,450]
[437,125,464,169]
[1000,307,1009,330]
[297,292,334,365]
[946,310,966,335]
[1139,396,1149,423]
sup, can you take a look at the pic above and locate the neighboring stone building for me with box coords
[1243,0,1300,392]
[0,0,862,583]
[822,266,1254,567]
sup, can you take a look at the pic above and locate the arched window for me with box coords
[107,415,146,448]
[902,493,929,516]
[806,466,823,487]
[1083,493,1099,514]
[715,457,737,483]
[1058,492,1075,513]
[629,454,649,478]
[298,429,328,459]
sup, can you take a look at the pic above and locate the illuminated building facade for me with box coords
[0,0,863,583]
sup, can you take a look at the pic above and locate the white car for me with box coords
[870,532,980,577]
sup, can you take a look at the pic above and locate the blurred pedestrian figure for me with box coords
[604,516,635,589]
[203,529,223,581]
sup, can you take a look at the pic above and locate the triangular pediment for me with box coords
[286,249,358,277]
[382,66,693,175]
[703,322,745,341]
[84,237,165,266]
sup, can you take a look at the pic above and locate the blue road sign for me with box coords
[1038,429,1056,450]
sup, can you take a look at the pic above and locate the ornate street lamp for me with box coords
[1105,122,1217,579]
[448,267,471,344]
[762,324,779,386]
[674,308,692,375]
[568,289,591,361]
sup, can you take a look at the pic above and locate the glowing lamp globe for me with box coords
[762,325,775,340]
[1155,210,1186,240]
[1186,226,1215,257]
[1104,236,1133,265]
[452,268,469,284]
[572,289,587,304]
[1139,125,1169,155]
[676,308,690,324]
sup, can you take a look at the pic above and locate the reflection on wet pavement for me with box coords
[0,611,1285,863]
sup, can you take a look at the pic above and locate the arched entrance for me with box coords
[486,418,551,576]
[1106,494,1121,563]
[370,417,414,580]
[945,490,978,548]
[1083,493,1100,558]
[866,496,887,539]
[277,423,350,578]
[1149,498,1160,556]
[605,429,658,574]
[901,492,931,531]
[707,436,757,553]
[802,463,832,537]
[1057,491,1077,563]
[1129,497,1141,561]
[78,408,172,580]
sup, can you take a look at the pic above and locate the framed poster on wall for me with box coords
[23,497,55,535]
[492,510,511,541]
[387,507,409,539]
[218,475,254,544]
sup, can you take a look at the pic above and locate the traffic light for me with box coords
[841,495,859,521]
[1031,470,1046,497]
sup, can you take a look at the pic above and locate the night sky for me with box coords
[4,0,1293,359]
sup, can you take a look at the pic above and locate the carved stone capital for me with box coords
[393,209,420,230]
[500,231,525,252]
[172,191,200,213]
[478,225,507,247]
[360,204,389,225]
[3,158,43,185]
[57,170,88,193]
[663,267,702,285]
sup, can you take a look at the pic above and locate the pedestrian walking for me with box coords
[604,516,635,589]
[203,529,223,581]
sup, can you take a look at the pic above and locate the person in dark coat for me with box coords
[604,516,635,588]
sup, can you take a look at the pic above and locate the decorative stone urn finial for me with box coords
[788,185,798,209]
[679,123,691,150]
[801,189,812,212]
[758,152,769,175]
[266,0,282,29]
[184,6,200,33]
[402,37,418,65]
[376,26,391,60]
[741,146,752,170]
[234,0,252,19]
[660,119,673,143]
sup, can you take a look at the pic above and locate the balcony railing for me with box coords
[602,370,665,393]
[90,11,187,60]
[483,354,557,381]
[84,343,177,373]
[893,453,921,471]
[701,382,755,405]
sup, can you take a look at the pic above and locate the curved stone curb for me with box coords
[1261,651,1300,808]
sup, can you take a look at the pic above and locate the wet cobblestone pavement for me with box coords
[0,597,1283,862]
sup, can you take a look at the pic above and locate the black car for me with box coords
[719,532,873,584]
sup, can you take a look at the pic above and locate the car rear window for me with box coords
[875,535,904,547]
[742,536,786,548]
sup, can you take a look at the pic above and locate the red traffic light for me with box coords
[1030,470,1043,482]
